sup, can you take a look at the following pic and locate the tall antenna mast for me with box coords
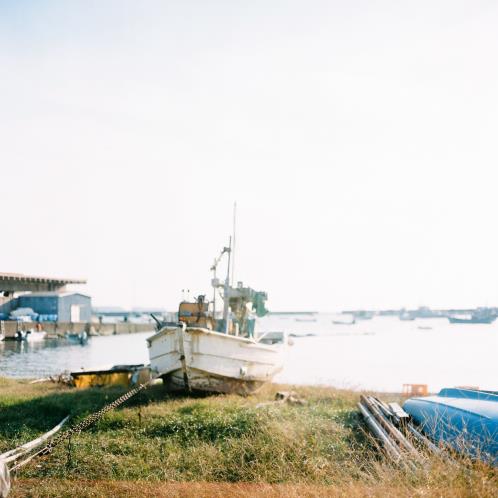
[222,236,232,333]
[231,201,237,286]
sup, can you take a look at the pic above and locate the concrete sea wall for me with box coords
[1,321,155,339]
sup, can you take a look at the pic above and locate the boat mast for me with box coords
[231,202,237,286]
[222,236,232,333]
[213,203,237,333]
[212,259,217,320]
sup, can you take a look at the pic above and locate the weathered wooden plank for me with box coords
[388,402,410,419]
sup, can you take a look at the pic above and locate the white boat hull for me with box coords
[147,326,285,395]
[24,331,47,342]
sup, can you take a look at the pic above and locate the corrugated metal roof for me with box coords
[0,272,86,284]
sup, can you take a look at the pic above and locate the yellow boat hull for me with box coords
[71,367,150,389]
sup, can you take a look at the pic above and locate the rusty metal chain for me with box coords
[10,380,152,472]
[42,382,150,453]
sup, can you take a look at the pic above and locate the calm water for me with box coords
[1,315,496,392]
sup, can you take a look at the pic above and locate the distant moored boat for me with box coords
[448,312,496,324]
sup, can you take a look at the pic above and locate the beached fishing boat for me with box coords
[404,388,498,465]
[147,240,287,395]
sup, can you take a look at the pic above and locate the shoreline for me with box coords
[3,317,496,393]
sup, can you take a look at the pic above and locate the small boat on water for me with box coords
[353,311,374,321]
[399,311,416,321]
[447,314,496,324]
[404,388,498,465]
[332,315,355,325]
[147,240,287,395]
[15,329,47,342]
[65,330,89,344]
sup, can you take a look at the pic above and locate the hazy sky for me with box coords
[1,1,498,311]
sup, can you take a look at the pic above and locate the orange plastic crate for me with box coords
[402,384,428,397]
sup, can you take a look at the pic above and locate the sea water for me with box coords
[0,315,496,392]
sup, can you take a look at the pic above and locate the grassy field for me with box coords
[0,377,496,497]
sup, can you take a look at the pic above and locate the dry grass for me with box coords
[10,479,495,498]
[1,378,496,497]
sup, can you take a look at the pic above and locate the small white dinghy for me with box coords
[16,329,47,342]
[147,239,287,395]
[26,330,47,342]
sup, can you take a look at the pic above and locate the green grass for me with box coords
[0,378,496,497]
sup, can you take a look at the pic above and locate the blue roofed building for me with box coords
[0,272,90,322]
[16,292,92,322]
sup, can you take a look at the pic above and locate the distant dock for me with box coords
[1,320,154,340]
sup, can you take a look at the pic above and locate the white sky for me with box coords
[1,1,498,311]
